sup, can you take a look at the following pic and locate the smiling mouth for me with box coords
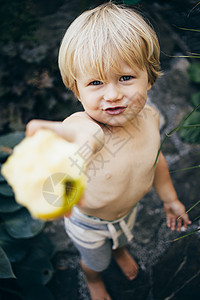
[104,106,126,115]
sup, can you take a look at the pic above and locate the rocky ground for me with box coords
[1,0,200,299]
[42,2,200,300]
[44,56,200,300]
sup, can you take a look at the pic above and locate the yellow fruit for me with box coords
[1,129,86,220]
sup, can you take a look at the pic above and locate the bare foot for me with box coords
[112,247,139,280]
[81,260,112,300]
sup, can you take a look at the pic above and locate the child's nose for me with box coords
[103,84,123,102]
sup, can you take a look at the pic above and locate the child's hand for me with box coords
[26,119,73,141]
[163,199,191,231]
[2,129,86,220]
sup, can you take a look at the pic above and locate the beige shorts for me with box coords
[64,205,138,272]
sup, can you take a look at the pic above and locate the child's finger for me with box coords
[171,218,176,231]
[26,120,61,136]
[166,216,171,228]
[177,215,191,230]
[184,216,192,228]
[167,217,176,231]
[26,119,74,142]
[180,212,191,228]
[176,218,182,231]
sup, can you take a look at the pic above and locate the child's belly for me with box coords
[79,157,155,220]
[78,122,159,220]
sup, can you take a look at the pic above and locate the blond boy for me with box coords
[26,3,191,300]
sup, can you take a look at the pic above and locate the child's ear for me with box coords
[147,81,152,91]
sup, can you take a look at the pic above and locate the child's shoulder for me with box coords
[64,111,91,120]
[144,104,160,127]
[64,111,98,125]
[63,111,104,140]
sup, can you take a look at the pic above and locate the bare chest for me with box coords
[86,124,160,195]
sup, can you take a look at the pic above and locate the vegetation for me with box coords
[178,62,200,144]
[0,1,199,295]
[0,132,55,299]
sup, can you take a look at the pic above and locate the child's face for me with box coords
[76,61,151,127]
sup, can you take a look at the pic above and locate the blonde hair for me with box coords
[58,2,161,96]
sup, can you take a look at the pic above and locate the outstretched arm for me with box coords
[26,112,105,161]
[153,152,191,231]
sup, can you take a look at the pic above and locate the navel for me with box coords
[105,172,112,180]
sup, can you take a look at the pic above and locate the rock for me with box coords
[1,42,18,58]
[103,263,151,300]
[149,58,193,111]
[1,1,200,299]
[161,138,178,155]
[20,45,48,63]
[170,152,200,221]
[44,219,76,253]
[152,235,200,300]
[133,192,163,245]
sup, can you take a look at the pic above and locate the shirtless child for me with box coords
[26,2,191,300]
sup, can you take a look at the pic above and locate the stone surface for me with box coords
[43,2,200,299]
[45,57,200,299]
[153,236,200,300]
[1,0,200,299]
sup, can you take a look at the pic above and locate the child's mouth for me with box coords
[104,106,126,115]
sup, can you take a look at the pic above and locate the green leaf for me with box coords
[172,227,200,242]
[0,240,26,263]
[154,104,200,166]
[22,284,54,300]
[15,249,54,285]
[0,195,22,213]
[0,132,25,148]
[0,226,27,263]
[0,164,6,183]
[0,131,25,162]
[175,26,200,33]
[0,183,14,197]
[178,111,200,143]
[185,199,200,216]
[170,164,200,174]
[28,232,57,259]
[190,91,200,107]
[3,208,45,239]
[0,225,14,242]
[0,246,15,278]
[188,62,200,83]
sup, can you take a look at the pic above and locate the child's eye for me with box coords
[89,80,103,86]
[120,75,134,81]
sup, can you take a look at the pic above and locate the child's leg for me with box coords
[71,240,112,299]
[112,246,138,280]
[81,260,112,300]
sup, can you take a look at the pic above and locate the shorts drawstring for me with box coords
[120,220,134,242]
[107,220,134,249]
[65,205,137,250]
[107,223,119,249]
